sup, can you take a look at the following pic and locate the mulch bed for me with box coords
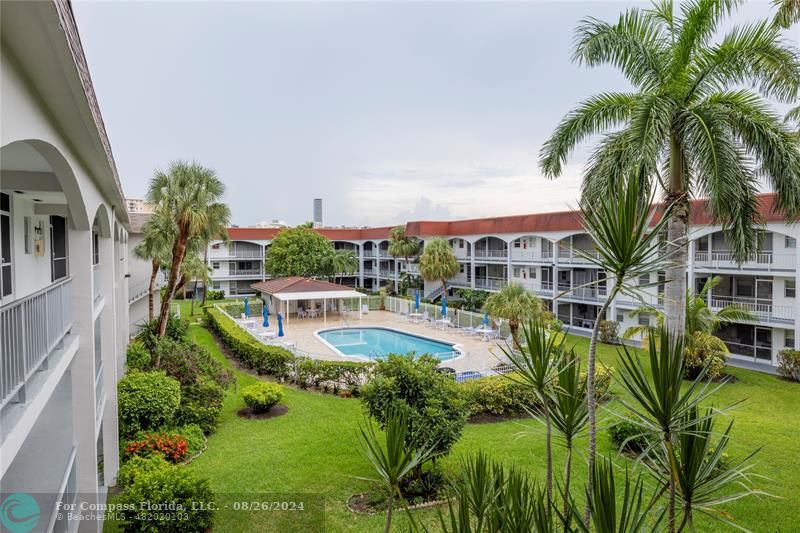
[347,492,449,515]
[236,404,289,420]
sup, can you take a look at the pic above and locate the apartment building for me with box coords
[210,194,796,370]
[1,2,131,531]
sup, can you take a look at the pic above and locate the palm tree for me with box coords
[356,408,435,533]
[576,176,673,524]
[773,0,800,28]
[499,318,564,520]
[133,210,173,321]
[548,350,589,517]
[624,275,754,341]
[540,0,800,335]
[482,282,542,348]
[330,249,359,284]
[147,160,231,337]
[616,328,733,533]
[388,225,421,272]
[418,238,459,300]
[179,253,211,317]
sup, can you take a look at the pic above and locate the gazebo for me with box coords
[250,277,365,324]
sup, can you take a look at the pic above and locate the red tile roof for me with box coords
[251,277,357,295]
[227,193,787,242]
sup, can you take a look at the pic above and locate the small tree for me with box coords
[133,210,173,321]
[388,225,421,267]
[482,282,542,348]
[418,238,459,300]
[264,226,336,278]
[360,355,467,477]
[456,289,489,312]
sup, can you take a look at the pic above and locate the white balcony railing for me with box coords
[363,250,376,258]
[92,263,101,301]
[616,292,664,309]
[516,279,554,297]
[693,251,795,271]
[557,249,600,264]
[709,295,794,324]
[229,268,262,277]
[557,283,608,302]
[1,278,73,408]
[474,249,508,260]
[511,250,553,262]
[475,277,507,290]
[230,249,264,259]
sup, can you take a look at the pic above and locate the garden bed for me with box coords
[236,404,289,419]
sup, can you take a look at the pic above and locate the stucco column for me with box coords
[688,238,696,299]
[262,244,266,281]
[98,223,119,488]
[67,227,100,517]
[358,243,364,289]
[794,237,800,353]
[470,241,476,289]
[506,241,512,288]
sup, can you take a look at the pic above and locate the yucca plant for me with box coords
[565,456,664,533]
[499,317,565,517]
[549,350,589,516]
[615,328,738,532]
[575,175,673,523]
[356,407,435,533]
[644,406,767,531]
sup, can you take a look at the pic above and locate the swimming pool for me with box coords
[317,327,460,361]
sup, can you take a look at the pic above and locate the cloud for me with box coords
[392,196,453,223]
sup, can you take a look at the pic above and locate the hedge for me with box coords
[205,307,372,391]
[205,307,294,377]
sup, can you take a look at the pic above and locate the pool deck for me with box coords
[235,310,509,374]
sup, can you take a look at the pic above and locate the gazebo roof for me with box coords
[250,277,363,301]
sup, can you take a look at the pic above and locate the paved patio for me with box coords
[234,310,510,374]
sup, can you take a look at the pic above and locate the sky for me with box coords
[72,1,786,228]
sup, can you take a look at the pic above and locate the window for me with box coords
[786,331,795,349]
[458,240,464,249]
[513,267,520,278]
[212,262,220,270]
[616,312,624,323]
[23,216,31,254]
[50,216,69,281]
[212,282,220,290]
[211,243,220,250]
[786,236,796,249]
[92,230,100,265]
[638,314,650,327]
[514,240,521,248]
[638,274,649,286]
[1,193,12,298]
[786,279,796,298]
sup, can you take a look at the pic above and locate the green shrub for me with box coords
[361,354,467,459]
[241,382,284,413]
[608,421,651,454]
[118,371,181,438]
[135,314,189,353]
[778,349,800,382]
[460,374,539,416]
[126,342,151,371]
[684,332,727,381]
[117,455,170,488]
[587,365,614,400]
[155,338,234,389]
[204,307,294,377]
[115,466,215,532]
[207,290,225,300]
[174,424,206,457]
[175,377,225,434]
[294,358,371,391]
[124,431,188,463]
[598,320,620,344]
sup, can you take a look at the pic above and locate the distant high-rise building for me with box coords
[313,198,323,228]
[126,197,155,213]
[250,219,288,229]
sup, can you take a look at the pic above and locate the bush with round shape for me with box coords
[777,349,800,382]
[117,455,170,488]
[175,377,225,434]
[241,382,284,413]
[608,420,651,454]
[684,332,727,381]
[115,466,214,532]
[118,371,181,438]
[460,374,539,417]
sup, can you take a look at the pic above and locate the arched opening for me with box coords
[1,140,88,301]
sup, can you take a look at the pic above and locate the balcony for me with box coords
[362,268,375,276]
[694,251,795,272]
[557,249,600,265]
[475,277,507,291]
[557,283,608,303]
[363,250,376,258]
[510,250,553,263]
[474,249,508,261]
[517,280,554,297]
[228,268,263,278]
[709,295,794,325]
[92,263,101,301]
[1,279,73,408]
[379,269,396,278]
[616,292,664,309]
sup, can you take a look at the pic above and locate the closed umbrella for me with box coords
[277,313,284,337]
[483,313,489,327]
[263,305,269,328]
[243,297,249,317]
[415,291,420,312]
[441,294,447,318]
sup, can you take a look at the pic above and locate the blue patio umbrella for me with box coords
[262,304,269,328]
[277,313,284,337]
[441,294,447,318]
[243,297,249,317]
[483,313,489,326]
[415,291,420,312]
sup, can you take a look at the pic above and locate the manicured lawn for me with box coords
[187,325,800,532]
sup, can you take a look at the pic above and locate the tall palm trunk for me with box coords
[583,292,614,526]
[148,260,159,321]
[543,400,553,517]
[563,443,573,519]
[665,135,689,335]
[384,488,395,533]
[157,231,188,336]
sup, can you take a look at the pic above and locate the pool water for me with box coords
[318,327,458,361]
